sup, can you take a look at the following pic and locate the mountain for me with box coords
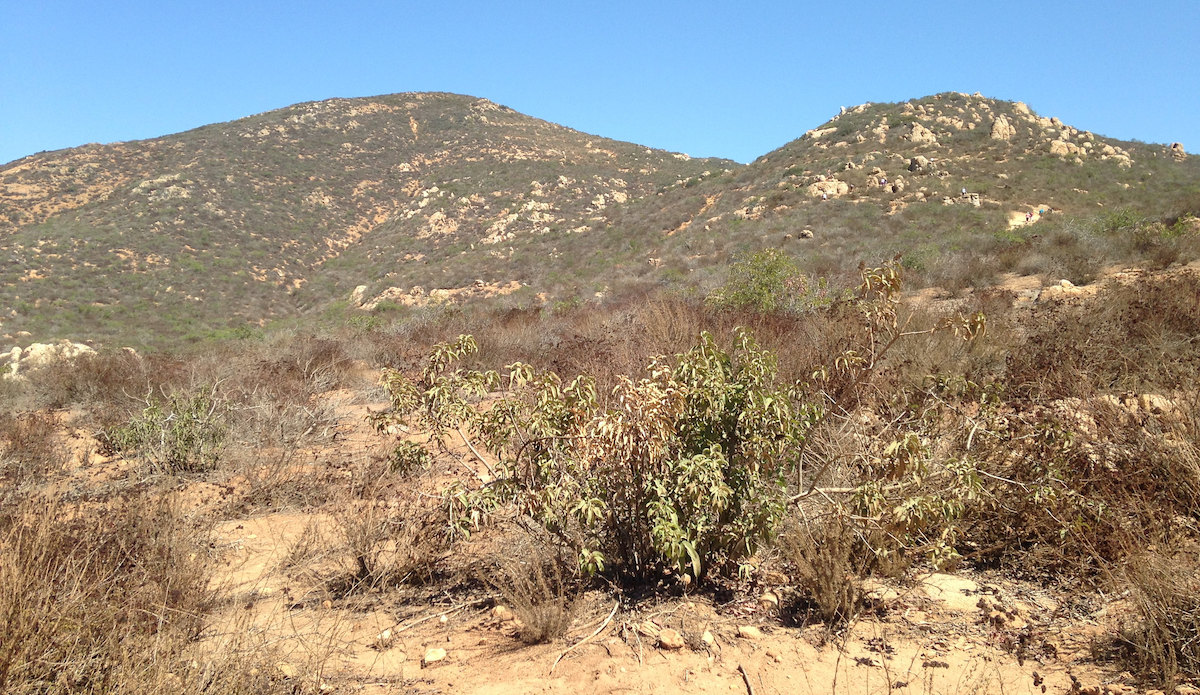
[602,91,1200,293]
[3,91,1198,348]
[0,93,730,345]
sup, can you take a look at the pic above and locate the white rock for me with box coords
[422,647,447,666]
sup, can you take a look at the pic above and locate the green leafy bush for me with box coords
[376,330,819,582]
[101,387,229,474]
[708,248,829,313]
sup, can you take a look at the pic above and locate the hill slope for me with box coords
[3,91,1198,348]
[599,91,1200,292]
[0,93,730,345]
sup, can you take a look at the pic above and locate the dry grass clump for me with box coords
[778,516,870,626]
[21,349,184,422]
[0,411,67,487]
[483,543,577,644]
[335,479,447,592]
[0,495,213,693]
[1117,551,1200,690]
[1006,271,1200,400]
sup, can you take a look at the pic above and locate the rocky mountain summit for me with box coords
[2,91,1196,348]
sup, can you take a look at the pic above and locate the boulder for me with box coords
[1171,142,1187,159]
[990,115,1017,141]
[350,284,369,306]
[1049,140,1072,157]
[806,179,849,199]
[4,340,97,379]
[908,155,931,172]
[907,123,938,145]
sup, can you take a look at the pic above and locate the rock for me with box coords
[492,605,515,622]
[907,123,938,145]
[1013,102,1032,117]
[4,339,97,379]
[758,591,780,612]
[799,229,814,239]
[350,284,369,306]
[701,630,715,647]
[1171,142,1187,159]
[919,573,982,613]
[863,579,900,603]
[990,115,1017,141]
[374,629,395,649]
[737,625,763,640]
[422,647,447,666]
[277,662,299,679]
[1049,140,1072,157]
[658,628,686,650]
[807,179,849,199]
[908,155,931,172]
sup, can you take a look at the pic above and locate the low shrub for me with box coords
[1116,551,1200,689]
[100,386,229,474]
[483,542,577,644]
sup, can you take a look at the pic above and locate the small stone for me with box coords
[759,591,780,611]
[701,630,715,647]
[276,662,298,679]
[658,628,686,650]
[322,600,333,610]
[737,625,763,640]
[492,605,515,622]
[422,647,447,666]
[375,629,394,649]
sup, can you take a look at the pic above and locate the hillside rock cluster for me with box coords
[3,339,95,379]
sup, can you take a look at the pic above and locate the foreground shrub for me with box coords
[376,261,986,584]
[0,496,211,693]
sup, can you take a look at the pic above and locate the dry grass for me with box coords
[0,494,212,693]
[483,541,577,644]
[1117,551,1200,690]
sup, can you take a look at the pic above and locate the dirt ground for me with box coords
[158,397,1138,695]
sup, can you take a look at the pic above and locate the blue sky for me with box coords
[3,1,1198,166]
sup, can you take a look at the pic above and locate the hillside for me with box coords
[0,93,729,345]
[3,91,1199,348]
[605,91,1200,292]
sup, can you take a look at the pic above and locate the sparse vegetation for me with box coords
[3,90,1200,692]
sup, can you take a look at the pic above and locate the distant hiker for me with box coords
[1039,208,1045,215]
[962,187,967,196]
[880,177,887,186]
[1026,211,1033,223]
[822,192,828,200]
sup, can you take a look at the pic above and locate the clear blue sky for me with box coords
[3,1,1198,166]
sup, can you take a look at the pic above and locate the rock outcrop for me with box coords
[907,123,938,145]
[990,115,1017,141]
[3,339,96,379]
